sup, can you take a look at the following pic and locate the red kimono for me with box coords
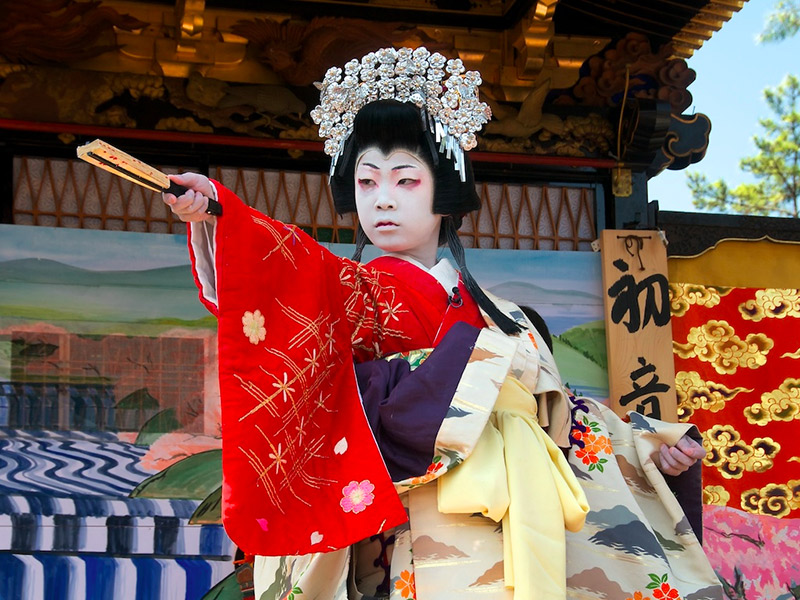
[188,183,485,555]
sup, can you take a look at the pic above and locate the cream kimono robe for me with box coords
[251,295,723,600]
[188,185,722,600]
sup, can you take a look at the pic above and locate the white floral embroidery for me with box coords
[334,438,348,455]
[242,309,266,345]
[304,348,320,376]
[381,299,404,325]
[325,323,336,353]
[272,372,295,403]
[268,443,288,473]
[295,417,308,442]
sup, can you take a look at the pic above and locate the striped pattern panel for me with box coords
[0,494,199,520]
[0,429,124,442]
[0,434,152,498]
[0,430,234,559]
[0,553,233,600]
[0,513,233,558]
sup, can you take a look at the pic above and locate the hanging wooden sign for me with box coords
[600,229,677,422]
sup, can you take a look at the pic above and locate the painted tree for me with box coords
[687,74,800,217]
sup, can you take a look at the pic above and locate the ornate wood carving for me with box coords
[0,3,715,173]
[512,0,559,80]
[0,65,309,139]
[647,113,712,178]
[230,17,443,87]
[550,33,696,115]
[0,0,147,65]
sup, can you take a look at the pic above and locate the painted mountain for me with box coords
[0,258,213,331]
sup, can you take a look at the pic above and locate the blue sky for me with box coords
[648,1,800,213]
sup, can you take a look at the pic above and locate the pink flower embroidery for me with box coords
[340,480,375,514]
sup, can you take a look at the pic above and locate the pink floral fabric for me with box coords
[340,480,376,514]
[702,504,800,598]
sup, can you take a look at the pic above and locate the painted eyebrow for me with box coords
[359,162,420,171]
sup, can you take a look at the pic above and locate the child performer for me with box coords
[164,47,719,600]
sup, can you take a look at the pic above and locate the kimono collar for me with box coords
[381,253,459,293]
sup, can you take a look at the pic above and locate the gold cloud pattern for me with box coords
[673,320,773,375]
[739,288,800,322]
[741,480,800,518]
[702,424,780,479]
[703,485,731,506]
[675,370,752,420]
[743,378,800,426]
[669,283,731,317]
[780,348,800,359]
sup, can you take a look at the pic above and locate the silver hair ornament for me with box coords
[311,46,492,181]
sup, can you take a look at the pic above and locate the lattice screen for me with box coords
[13,157,596,250]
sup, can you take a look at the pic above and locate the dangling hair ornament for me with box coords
[311,47,492,182]
[313,47,522,336]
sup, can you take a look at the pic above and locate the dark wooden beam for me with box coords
[159,0,538,30]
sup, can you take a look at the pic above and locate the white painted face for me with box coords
[354,147,442,268]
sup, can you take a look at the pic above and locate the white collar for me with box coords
[381,253,459,293]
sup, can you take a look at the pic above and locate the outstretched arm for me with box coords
[162,172,426,359]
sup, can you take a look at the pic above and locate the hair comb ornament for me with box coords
[311,46,492,182]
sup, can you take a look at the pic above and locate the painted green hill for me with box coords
[0,257,212,327]
[552,335,609,399]
[556,319,607,370]
[0,258,195,289]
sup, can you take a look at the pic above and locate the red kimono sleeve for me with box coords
[187,184,407,556]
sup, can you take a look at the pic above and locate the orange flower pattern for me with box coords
[571,412,613,472]
[406,456,446,488]
[394,569,416,599]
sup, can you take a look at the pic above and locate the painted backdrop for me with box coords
[0,224,607,599]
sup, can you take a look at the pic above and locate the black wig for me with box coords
[330,99,480,218]
[330,99,521,335]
